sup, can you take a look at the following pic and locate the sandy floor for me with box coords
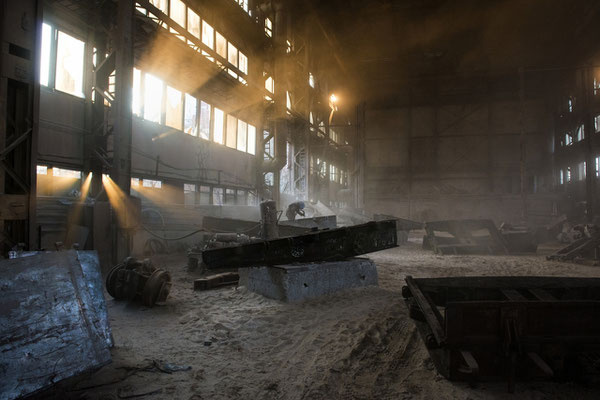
[51,236,600,399]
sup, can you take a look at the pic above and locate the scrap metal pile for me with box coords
[422,219,537,255]
[402,276,600,392]
[547,224,600,265]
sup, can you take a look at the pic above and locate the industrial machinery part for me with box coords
[194,272,240,291]
[402,276,600,392]
[201,220,398,270]
[105,257,171,306]
[422,219,537,255]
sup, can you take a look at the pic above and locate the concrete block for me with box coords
[239,258,378,302]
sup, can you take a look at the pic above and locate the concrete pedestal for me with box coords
[239,258,378,302]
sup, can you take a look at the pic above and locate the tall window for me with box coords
[237,120,247,152]
[40,24,86,98]
[165,86,183,130]
[212,187,223,205]
[265,18,272,37]
[184,94,198,136]
[199,185,211,204]
[226,115,237,148]
[55,31,85,97]
[40,23,52,86]
[144,73,163,123]
[184,183,196,206]
[265,76,274,93]
[227,43,238,67]
[239,52,248,75]
[216,32,227,58]
[213,108,224,144]
[169,0,186,27]
[150,0,168,14]
[247,125,256,155]
[188,9,201,39]
[199,101,211,140]
[202,21,214,49]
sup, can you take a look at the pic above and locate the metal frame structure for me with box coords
[403,275,600,392]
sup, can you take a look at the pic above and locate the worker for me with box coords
[286,201,306,221]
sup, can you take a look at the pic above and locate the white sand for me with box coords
[56,236,600,399]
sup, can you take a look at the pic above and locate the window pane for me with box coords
[169,0,186,27]
[40,23,52,86]
[143,179,162,188]
[184,94,198,136]
[188,9,200,40]
[144,73,163,123]
[227,42,238,67]
[265,76,274,93]
[199,185,211,204]
[212,187,223,205]
[247,124,256,155]
[237,119,247,152]
[37,165,48,175]
[200,101,211,140]
[216,32,227,58]
[132,68,142,116]
[53,167,81,179]
[213,107,224,144]
[55,31,85,97]
[165,86,183,129]
[202,21,214,49]
[150,0,168,14]
[226,115,237,148]
[239,52,248,75]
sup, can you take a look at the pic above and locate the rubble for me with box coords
[422,219,537,255]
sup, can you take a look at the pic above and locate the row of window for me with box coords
[558,157,600,184]
[36,166,257,206]
[139,0,248,84]
[183,183,257,206]
[132,67,256,155]
[560,116,600,147]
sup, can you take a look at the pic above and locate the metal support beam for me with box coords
[111,0,134,261]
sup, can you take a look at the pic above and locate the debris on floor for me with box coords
[105,257,172,306]
[402,275,600,392]
[422,219,538,255]
[0,250,112,400]
[547,225,600,265]
[194,272,240,291]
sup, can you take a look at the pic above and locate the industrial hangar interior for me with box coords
[3,0,600,399]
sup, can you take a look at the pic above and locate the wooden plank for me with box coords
[405,275,446,346]
[0,250,112,399]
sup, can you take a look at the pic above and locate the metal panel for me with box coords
[0,250,112,399]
